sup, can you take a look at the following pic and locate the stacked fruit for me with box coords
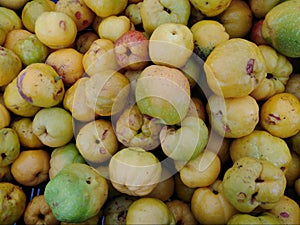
[0,0,300,224]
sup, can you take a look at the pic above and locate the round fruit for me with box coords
[0,182,26,224]
[76,119,118,164]
[126,197,175,224]
[11,149,50,186]
[21,0,55,33]
[260,93,300,138]
[15,63,65,108]
[0,46,22,87]
[83,0,128,18]
[23,195,59,225]
[190,0,232,17]
[0,103,10,129]
[262,0,300,58]
[35,11,77,49]
[0,128,20,167]
[135,65,190,125]
[204,38,266,98]
[222,157,287,213]
[109,147,162,196]
[44,163,108,223]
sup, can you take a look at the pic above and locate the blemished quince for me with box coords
[222,157,286,213]
[44,163,108,223]
[204,38,267,98]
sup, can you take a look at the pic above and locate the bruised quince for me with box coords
[222,157,286,213]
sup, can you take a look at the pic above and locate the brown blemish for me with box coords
[246,58,255,75]
[59,20,67,30]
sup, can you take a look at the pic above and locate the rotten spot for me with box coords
[95,139,100,144]
[59,20,67,30]
[246,58,255,75]
[280,212,289,218]
[86,177,91,184]
[266,73,276,79]
[268,113,281,125]
[75,11,81,20]
[117,211,127,222]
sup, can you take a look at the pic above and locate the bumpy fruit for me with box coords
[262,0,300,58]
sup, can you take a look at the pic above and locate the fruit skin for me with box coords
[260,93,300,138]
[0,46,22,87]
[11,149,50,186]
[160,116,208,161]
[166,199,198,225]
[149,23,194,68]
[15,63,65,108]
[251,45,293,101]
[0,182,27,224]
[125,197,175,225]
[140,0,191,34]
[204,38,266,98]
[191,180,238,224]
[229,130,292,173]
[55,0,95,32]
[0,128,20,167]
[4,29,32,50]
[84,70,130,117]
[190,0,232,17]
[207,95,259,138]
[191,20,229,59]
[227,212,282,224]
[83,0,128,18]
[175,151,221,188]
[3,78,41,117]
[268,195,300,225]
[11,117,44,149]
[114,30,150,71]
[285,73,300,101]
[108,147,162,196]
[76,119,119,164]
[98,15,131,43]
[21,0,56,33]
[44,163,108,223]
[249,0,281,18]
[222,157,287,213]
[218,0,253,38]
[0,6,22,34]
[45,48,84,86]
[12,34,49,66]
[49,143,86,179]
[0,103,10,129]
[32,107,73,148]
[135,65,190,125]
[103,195,137,225]
[35,11,77,49]
[262,0,300,58]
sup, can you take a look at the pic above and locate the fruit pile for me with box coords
[0,0,300,224]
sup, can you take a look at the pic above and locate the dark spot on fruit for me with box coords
[75,11,81,20]
[205,1,209,5]
[82,20,89,26]
[163,7,171,13]
[246,58,255,75]
[268,113,281,124]
[16,72,33,103]
[36,172,41,177]
[280,212,289,218]
[238,164,243,168]
[266,73,275,79]
[250,192,258,204]
[212,190,218,195]
[255,177,264,183]
[86,178,91,184]
[280,166,286,171]
[38,214,45,220]
[95,139,100,144]
[101,129,108,140]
